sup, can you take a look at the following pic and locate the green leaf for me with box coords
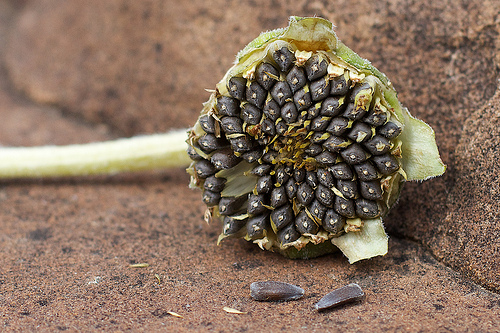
[398,108,446,181]
[331,218,388,263]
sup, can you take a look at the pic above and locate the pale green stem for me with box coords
[0,129,191,178]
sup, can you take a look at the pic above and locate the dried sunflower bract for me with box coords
[187,17,445,263]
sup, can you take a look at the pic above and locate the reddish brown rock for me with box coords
[420,91,500,292]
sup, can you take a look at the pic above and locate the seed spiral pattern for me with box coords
[188,46,403,251]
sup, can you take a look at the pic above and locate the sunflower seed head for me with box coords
[187,16,445,261]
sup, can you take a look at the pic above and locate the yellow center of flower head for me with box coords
[187,17,445,259]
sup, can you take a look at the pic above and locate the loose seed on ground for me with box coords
[250,281,304,302]
[314,283,364,311]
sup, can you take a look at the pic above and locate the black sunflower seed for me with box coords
[256,175,273,194]
[250,281,304,302]
[198,133,227,153]
[353,162,378,181]
[372,154,400,175]
[194,160,217,179]
[273,47,295,73]
[286,66,307,93]
[275,119,287,135]
[217,96,240,117]
[246,81,266,109]
[364,109,388,127]
[321,96,345,117]
[330,75,351,96]
[315,184,335,207]
[204,175,226,192]
[329,162,354,180]
[229,135,253,154]
[293,168,306,182]
[202,190,221,207]
[326,117,349,136]
[311,116,331,132]
[378,121,402,139]
[334,196,356,218]
[306,171,319,188]
[295,210,319,235]
[297,182,315,205]
[210,149,241,170]
[310,77,331,101]
[187,145,203,161]
[271,81,293,106]
[251,164,272,177]
[261,150,279,164]
[271,204,293,230]
[304,144,323,156]
[256,62,279,90]
[278,223,302,245]
[293,86,313,111]
[261,118,276,136]
[304,54,328,81]
[221,116,243,134]
[284,178,298,199]
[219,196,247,216]
[315,150,337,166]
[228,77,247,100]
[350,82,372,102]
[314,283,364,311]
[247,193,268,215]
[360,180,383,200]
[323,136,351,153]
[364,135,391,155]
[246,214,270,239]
[340,143,369,165]
[222,215,247,235]
[281,102,299,124]
[242,149,262,163]
[317,168,334,187]
[343,102,366,121]
[307,103,322,119]
[309,200,327,220]
[199,115,216,133]
[271,186,288,208]
[355,198,380,218]
[274,166,290,186]
[347,122,372,143]
[322,209,346,234]
[242,103,263,125]
[337,179,358,199]
[283,164,293,176]
[263,98,281,122]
